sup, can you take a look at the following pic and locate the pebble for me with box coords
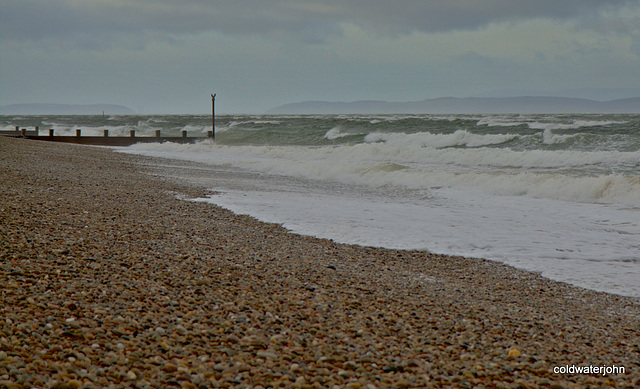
[1,136,639,388]
[507,348,522,359]
[256,351,278,359]
[70,379,84,388]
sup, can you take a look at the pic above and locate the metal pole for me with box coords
[211,93,216,140]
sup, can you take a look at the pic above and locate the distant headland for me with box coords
[0,103,135,115]
[267,96,640,114]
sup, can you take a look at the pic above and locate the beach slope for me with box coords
[1,136,638,387]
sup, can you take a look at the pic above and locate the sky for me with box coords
[2,0,640,114]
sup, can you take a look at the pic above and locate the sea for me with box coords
[3,114,639,298]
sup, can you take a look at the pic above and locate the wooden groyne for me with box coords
[0,126,213,146]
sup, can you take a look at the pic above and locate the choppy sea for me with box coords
[4,114,639,297]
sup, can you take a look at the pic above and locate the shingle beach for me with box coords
[1,136,639,388]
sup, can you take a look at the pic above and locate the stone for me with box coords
[507,348,522,359]
[67,379,82,388]
[256,351,278,359]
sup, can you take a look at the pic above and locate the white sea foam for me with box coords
[0,124,20,132]
[114,113,640,298]
[542,129,576,144]
[528,119,627,131]
[123,140,640,206]
[476,117,526,127]
[476,116,628,131]
[324,127,352,140]
[572,119,628,127]
[363,129,519,148]
[227,120,280,128]
[138,117,168,125]
[180,124,208,135]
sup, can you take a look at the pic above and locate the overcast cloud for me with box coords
[2,0,639,113]
[3,0,635,42]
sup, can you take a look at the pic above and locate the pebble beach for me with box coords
[1,136,639,388]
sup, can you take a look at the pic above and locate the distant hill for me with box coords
[0,103,135,115]
[267,96,640,114]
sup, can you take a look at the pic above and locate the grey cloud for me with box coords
[2,0,636,46]
[573,3,640,39]
[336,0,638,35]
[0,0,340,44]
[632,35,640,56]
